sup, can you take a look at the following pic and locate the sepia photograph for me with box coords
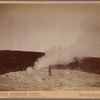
[0,2,100,92]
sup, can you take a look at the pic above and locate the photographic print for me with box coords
[0,2,100,98]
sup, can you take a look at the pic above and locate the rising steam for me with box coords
[34,20,100,70]
[34,31,100,70]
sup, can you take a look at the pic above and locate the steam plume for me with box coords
[34,20,100,70]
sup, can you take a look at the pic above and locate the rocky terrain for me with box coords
[0,68,100,91]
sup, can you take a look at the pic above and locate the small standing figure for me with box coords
[48,65,52,76]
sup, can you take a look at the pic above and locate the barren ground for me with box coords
[0,68,100,91]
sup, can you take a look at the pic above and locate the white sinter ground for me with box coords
[0,67,100,91]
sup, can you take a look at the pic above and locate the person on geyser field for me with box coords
[48,65,52,76]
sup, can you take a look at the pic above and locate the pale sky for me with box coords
[0,3,100,52]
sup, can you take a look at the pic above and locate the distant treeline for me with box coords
[1,50,100,75]
[0,50,45,74]
[52,57,100,74]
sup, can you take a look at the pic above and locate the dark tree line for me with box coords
[52,57,100,74]
[0,50,100,75]
[0,50,45,75]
